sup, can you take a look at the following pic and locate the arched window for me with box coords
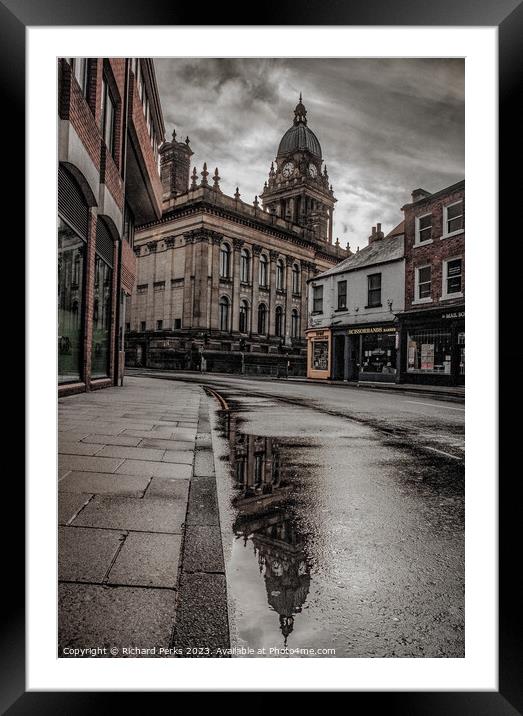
[240,248,250,283]
[219,295,230,331]
[275,306,284,337]
[239,299,249,334]
[291,309,300,338]
[292,263,300,294]
[257,303,267,335]
[259,253,268,287]
[276,259,284,290]
[220,243,231,278]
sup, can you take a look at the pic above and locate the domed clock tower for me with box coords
[260,95,336,243]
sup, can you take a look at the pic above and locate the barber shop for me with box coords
[331,323,400,383]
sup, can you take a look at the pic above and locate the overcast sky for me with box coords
[154,58,464,249]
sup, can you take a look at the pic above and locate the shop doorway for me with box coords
[333,335,345,380]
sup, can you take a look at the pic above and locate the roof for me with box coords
[386,220,405,238]
[278,123,322,158]
[313,234,404,279]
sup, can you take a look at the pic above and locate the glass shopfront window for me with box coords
[58,218,86,383]
[407,329,452,374]
[311,340,329,371]
[91,255,113,377]
[361,332,397,375]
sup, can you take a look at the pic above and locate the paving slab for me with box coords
[107,532,182,588]
[115,460,192,479]
[58,442,104,456]
[58,493,93,525]
[193,451,215,477]
[59,471,150,496]
[59,583,177,656]
[81,435,143,447]
[182,526,225,573]
[95,445,166,461]
[145,477,190,500]
[139,438,194,451]
[72,495,186,533]
[186,480,219,526]
[161,450,194,465]
[173,573,229,656]
[59,526,124,582]
[59,455,124,475]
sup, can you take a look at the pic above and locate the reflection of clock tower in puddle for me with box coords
[261,95,336,243]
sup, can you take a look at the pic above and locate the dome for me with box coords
[278,124,322,158]
[277,96,322,158]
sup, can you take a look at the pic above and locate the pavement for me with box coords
[58,376,229,658]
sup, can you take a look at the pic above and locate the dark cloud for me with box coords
[154,58,464,247]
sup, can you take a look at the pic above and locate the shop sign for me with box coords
[443,311,465,319]
[347,325,397,335]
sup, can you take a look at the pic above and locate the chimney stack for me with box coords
[411,188,431,203]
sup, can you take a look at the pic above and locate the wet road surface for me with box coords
[133,372,465,657]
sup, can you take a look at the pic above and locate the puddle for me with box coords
[214,403,464,659]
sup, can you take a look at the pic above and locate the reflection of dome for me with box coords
[277,97,322,158]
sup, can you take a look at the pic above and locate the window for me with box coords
[140,321,146,331]
[219,296,230,331]
[407,329,452,374]
[444,201,464,236]
[292,264,300,294]
[240,249,250,283]
[259,254,268,287]
[123,203,135,247]
[71,58,89,97]
[275,306,284,337]
[91,255,113,378]
[58,218,86,384]
[361,332,397,375]
[156,320,163,330]
[416,265,432,301]
[313,285,323,313]
[291,310,300,338]
[239,300,249,334]
[337,280,347,310]
[220,243,231,278]
[442,258,463,298]
[276,260,284,290]
[174,318,181,329]
[257,303,267,334]
[367,274,382,307]
[101,77,116,158]
[415,213,432,244]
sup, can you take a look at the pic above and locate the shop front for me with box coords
[398,306,465,386]
[331,323,400,383]
[306,328,332,380]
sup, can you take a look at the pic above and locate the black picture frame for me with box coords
[8,0,519,710]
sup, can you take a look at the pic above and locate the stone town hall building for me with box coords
[125,97,348,375]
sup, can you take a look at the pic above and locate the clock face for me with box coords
[282,161,294,178]
[308,163,318,178]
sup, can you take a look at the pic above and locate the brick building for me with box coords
[58,57,165,395]
[125,98,348,376]
[397,180,465,385]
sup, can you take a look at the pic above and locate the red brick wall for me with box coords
[59,59,101,171]
[404,187,465,311]
[101,144,124,210]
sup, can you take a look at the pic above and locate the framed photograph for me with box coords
[8,0,518,708]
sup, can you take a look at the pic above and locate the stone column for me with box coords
[300,260,310,336]
[193,229,210,329]
[165,236,175,329]
[232,238,244,332]
[182,232,195,328]
[285,255,294,343]
[146,241,158,330]
[328,207,334,244]
[268,250,279,336]
[251,244,262,334]
[209,232,222,331]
